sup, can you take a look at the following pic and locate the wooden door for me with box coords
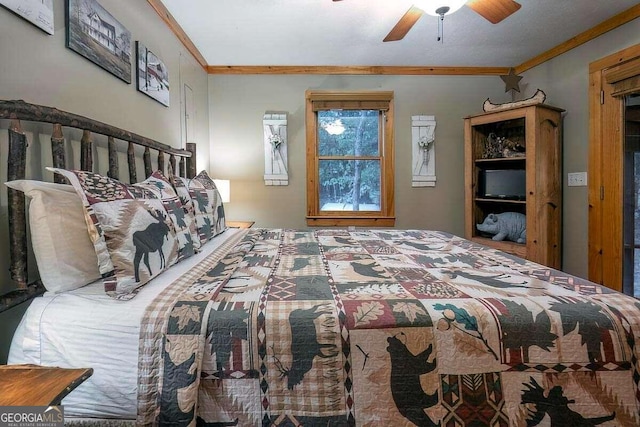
[589,44,640,291]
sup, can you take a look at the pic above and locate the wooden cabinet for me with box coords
[464,104,563,269]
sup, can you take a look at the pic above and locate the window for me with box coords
[305,90,395,227]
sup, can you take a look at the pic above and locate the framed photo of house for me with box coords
[0,0,54,34]
[136,41,170,107]
[65,0,131,83]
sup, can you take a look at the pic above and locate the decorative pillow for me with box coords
[173,171,227,245]
[135,171,199,260]
[48,168,197,300]
[193,170,227,237]
[4,180,101,292]
[169,174,202,251]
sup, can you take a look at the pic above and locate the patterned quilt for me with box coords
[137,229,640,426]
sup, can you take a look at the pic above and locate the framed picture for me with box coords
[136,41,170,107]
[0,0,54,35]
[65,0,131,83]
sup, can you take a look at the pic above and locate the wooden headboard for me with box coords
[0,99,196,310]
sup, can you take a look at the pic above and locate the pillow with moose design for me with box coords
[49,168,197,300]
[172,170,226,245]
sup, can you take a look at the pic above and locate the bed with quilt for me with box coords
[10,207,640,425]
[4,101,640,426]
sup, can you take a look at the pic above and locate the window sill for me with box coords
[306,216,395,227]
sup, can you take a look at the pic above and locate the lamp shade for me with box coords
[416,0,467,16]
[213,179,231,203]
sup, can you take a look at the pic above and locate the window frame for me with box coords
[305,90,395,227]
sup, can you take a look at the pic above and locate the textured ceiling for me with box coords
[159,0,639,67]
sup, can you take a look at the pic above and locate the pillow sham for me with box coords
[193,170,227,237]
[48,168,197,300]
[4,180,101,292]
[169,173,202,251]
[172,171,227,245]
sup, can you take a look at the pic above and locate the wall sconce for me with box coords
[213,179,231,203]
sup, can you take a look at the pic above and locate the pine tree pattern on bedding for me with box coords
[137,228,640,426]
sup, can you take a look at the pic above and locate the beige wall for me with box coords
[522,19,640,278]
[209,74,506,231]
[0,1,210,294]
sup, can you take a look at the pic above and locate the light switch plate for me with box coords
[568,172,587,187]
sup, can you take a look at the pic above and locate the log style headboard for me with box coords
[0,99,196,310]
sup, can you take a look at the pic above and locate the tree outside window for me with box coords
[306,91,395,227]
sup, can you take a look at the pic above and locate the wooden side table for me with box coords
[0,364,93,406]
[226,221,255,229]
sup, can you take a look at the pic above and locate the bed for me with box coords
[3,100,640,426]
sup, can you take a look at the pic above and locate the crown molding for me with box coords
[206,65,510,75]
[515,3,640,74]
[146,0,208,70]
[150,1,640,76]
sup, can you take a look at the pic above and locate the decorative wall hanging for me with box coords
[483,88,546,112]
[136,41,170,107]
[500,67,523,94]
[1,0,54,34]
[66,0,132,83]
[412,115,437,187]
[263,112,288,186]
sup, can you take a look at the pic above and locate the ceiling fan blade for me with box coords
[466,0,521,24]
[383,6,423,42]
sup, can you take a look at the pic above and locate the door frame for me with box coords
[589,43,640,291]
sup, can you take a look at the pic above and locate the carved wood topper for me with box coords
[483,89,546,112]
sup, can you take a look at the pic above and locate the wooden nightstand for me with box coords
[226,221,255,229]
[0,364,93,406]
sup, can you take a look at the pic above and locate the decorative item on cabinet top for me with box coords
[263,112,288,186]
[412,115,436,187]
[483,88,546,113]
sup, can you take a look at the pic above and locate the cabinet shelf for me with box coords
[464,104,564,269]
[469,236,527,258]
[474,157,526,164]
[474,197,526,204]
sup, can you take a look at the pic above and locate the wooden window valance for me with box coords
[604,59,640,97]
[308,91,393,112]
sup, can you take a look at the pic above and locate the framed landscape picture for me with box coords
[0,0,54,35]
[136,41,170,107]
[65,0,131,83]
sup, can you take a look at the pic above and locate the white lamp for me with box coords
[213,179,231,203]
[415,0,467,16]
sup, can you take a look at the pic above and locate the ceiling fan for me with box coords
[333,0,522,42]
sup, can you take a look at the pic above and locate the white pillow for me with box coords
[4,180,101,292]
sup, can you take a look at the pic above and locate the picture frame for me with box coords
[65,0,131,83]
[136,41,170,107]
[0,0,54,35]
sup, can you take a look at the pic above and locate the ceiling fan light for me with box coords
[418,0,467,16]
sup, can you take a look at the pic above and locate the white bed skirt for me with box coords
[9,229,239,419]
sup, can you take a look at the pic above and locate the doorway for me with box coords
[589,44,640,293]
